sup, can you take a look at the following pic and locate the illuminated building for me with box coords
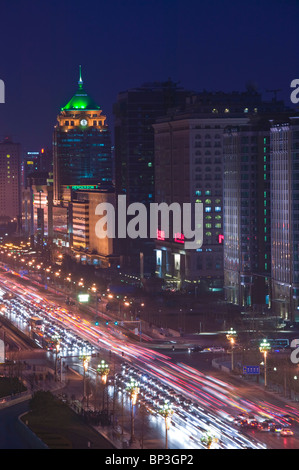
[223,117,272,308]
[153,90,260,288]
[0,136,21,228]
[51,67,113,255]
[70,186,119,267]
[53,67,113,203]
[270,116,299,320]
[113,80,192,274]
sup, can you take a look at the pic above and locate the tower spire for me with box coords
[78,65,83,88]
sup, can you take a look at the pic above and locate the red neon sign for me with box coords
[157,229,165,240]
[174,233,184,244]
[218,234,224,244]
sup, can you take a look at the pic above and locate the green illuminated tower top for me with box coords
[61,66,101,111]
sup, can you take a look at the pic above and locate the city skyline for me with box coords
[0,0,298,150]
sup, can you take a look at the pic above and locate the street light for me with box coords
[80,355,90,404]
[97,360,110,411]
[159,401,174,449]
[259,339,271,387]
[226,328,237,372]
[126,378,140,444]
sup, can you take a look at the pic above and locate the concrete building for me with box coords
[153,90,266,289]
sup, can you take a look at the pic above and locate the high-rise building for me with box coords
[223,116,273,308]
[113,80,193,206]
[153,90,268,289]
[0,136,21,227]
[53,67,113,204]
[270,116,299,321]
[113,80,193,273]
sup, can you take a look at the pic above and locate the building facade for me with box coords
[0,137,21,227]
[153,90,270,289]
[270,116,299,320]
[53,69,113,204]
[223,116,273,309]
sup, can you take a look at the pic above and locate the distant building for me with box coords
[53,67,113,204]
[70,186,119,268]
[113,80,193,274]
[51,67,113,258]
[0,136,21,228]
[153,89,267,289]
[223,116,273,308]
[22,148,52,188]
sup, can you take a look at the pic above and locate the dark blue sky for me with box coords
[0,0,298,152]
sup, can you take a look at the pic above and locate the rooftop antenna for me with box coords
[78,65,83,88]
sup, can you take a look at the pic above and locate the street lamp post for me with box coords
[226,328,237,372]
[126,378,140,444]
[259,339,271,388]
[159,401,174,449]
[80,355,90,405]
[96,360,110,412]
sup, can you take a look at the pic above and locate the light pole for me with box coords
[226,328,237,372]
[159,401,174,449]
[259,339,271,387]
[126,378,140,444]
[96,360,110,412]
[80,355,90,405]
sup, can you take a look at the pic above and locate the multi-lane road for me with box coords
[1,270,299,449]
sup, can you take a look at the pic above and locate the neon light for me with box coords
[67,185,98,190]
[218,234,224,244]
[174,233,184,243]
[157,229,165,240]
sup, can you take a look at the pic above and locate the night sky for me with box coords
[0,0,298,152]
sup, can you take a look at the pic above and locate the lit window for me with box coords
[205,207,211,213]
[215,207,221,212]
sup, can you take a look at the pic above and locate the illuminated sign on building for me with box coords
[157,229,165,240]
[78,293,90,303]
[67,185,98,190]
[174,233,184,244]
[218,234,224,244]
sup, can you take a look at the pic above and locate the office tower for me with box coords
[0,136,21,228]
[270,116,299,321]
[153,90,265,289]
[53,67,113,204]
[223,116,273,308]
[114,80,192,205]
[113,80,193,273]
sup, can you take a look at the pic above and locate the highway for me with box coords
[1,271,299,449]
